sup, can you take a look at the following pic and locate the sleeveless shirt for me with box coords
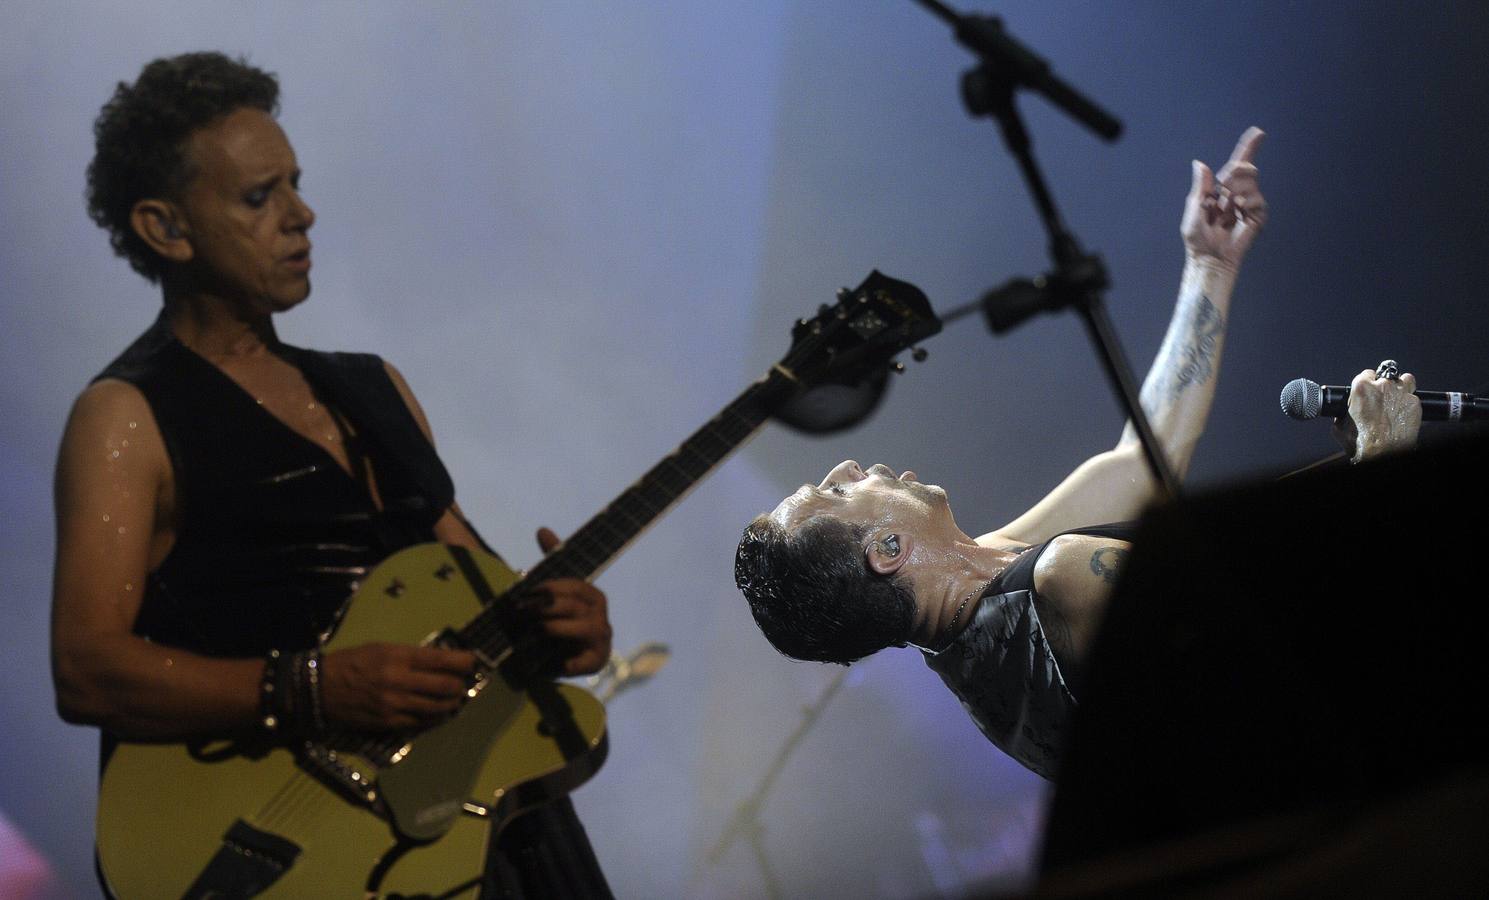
[923,523,1135,780]
[92,314,612,898]
[95,313,455,658]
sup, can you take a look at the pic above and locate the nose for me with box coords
[819,459,864,489]
[287,189,315,232]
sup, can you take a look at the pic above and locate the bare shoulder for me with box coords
[61,379,164,462]
[1032,534,1132,663]
[1033,534,1132,607]
[57,378,170,502]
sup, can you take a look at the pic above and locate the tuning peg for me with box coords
[837,286,851,301]
[892,361,906,374]
[911,346,928,362]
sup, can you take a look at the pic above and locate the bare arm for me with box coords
[51,380,265,738]
[991,128,1268,545]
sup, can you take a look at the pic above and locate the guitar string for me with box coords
[255,768,310,826]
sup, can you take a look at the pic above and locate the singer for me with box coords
[734,128,1276,779]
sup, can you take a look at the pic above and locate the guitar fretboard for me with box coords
[458,369,796,660]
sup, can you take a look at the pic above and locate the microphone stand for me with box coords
[704,668,848,899]
[917,0,1181,499]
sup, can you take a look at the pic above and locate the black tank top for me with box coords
[924,522,1136,779]
[95,313,455,658]
[93,315,612,897]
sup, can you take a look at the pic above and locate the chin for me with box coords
[269,281,312,312]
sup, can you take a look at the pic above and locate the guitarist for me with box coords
[53,53,614,896]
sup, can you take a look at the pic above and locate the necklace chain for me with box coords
[939,585,984,650]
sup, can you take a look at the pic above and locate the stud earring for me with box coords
[879,535,900,557]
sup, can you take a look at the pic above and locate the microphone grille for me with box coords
[1280,378,1324,420]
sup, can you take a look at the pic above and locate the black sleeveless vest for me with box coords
[95,313,455,658]
[94,315,612,898]
[923,523,1136,780]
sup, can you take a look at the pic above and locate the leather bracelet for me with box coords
[258,649,283,734]
[277,649,303,733]
[302,649,326,736]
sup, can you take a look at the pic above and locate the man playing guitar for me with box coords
[53,52,614,897]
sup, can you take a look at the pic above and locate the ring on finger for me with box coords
[1375,359,1401,381]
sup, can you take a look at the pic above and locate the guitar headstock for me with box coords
[774,270,941,433]
[784,270,940,383]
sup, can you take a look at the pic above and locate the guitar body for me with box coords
[97,544,608,899]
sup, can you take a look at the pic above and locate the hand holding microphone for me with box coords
[1279,360,1463,463]
[1333,365,1422,463]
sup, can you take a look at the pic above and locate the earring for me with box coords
[879,535,900,557]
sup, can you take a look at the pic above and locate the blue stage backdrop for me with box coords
[3,2,1487,896]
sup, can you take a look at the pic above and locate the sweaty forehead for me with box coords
[769,485,827,530]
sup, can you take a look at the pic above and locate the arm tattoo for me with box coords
[1169,294,1224,401]
[1089,546,1128,584]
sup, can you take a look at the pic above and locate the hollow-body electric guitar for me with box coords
[95,271,940,898]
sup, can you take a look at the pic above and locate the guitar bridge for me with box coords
[300,741,382,811]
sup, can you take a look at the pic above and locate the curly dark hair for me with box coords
[86,52,280,282]
[734,513,915,665]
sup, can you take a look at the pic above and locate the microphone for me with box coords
[1280,378,1489,422]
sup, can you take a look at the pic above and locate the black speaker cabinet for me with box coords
[1039,430,1489,893]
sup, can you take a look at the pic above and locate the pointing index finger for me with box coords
[1228,126,1266,166]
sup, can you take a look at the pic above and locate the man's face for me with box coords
[769,459,959,543]
[175,107,315,311]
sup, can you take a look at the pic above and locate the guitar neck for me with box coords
[525,369,793,584]
[455,269,938,665]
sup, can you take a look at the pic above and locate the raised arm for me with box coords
[991,128,1268,545]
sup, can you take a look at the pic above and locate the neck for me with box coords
[908,540,1019,649]
[163,283,278,360]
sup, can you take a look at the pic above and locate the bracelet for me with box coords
[258,649,282,733]
[258,647,328,739]
[278,648,302,730]
[302,649,326,735]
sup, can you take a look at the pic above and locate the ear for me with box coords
[865,530,912,576]
[129,199,193,264]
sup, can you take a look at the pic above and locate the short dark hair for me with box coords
[734,513,916,665]
[86,52,280,282]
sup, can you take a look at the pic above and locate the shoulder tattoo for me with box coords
[1089,546,1128,584]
